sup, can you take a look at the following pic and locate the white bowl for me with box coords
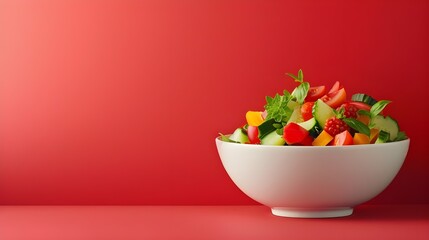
[215,138,410,218]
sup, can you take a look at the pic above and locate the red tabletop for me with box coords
[0,205,428,240]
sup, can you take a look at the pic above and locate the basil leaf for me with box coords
[298,69,304,82]
[219,133,238,143]
[357,109,371,117]
[286,73,299,81]
[343,118,370,136]
[291,82,309,104]
[370,100,391,117]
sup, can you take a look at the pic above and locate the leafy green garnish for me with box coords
[357,109,371,117]
[370,100,391,118]
[287,69,304,83]
[218,133,238,143]
[264,90,293,122]
[291,82,310,104]
[343,118,370,136]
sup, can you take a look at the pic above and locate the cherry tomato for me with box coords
[247,125,260,144]
[333,130,353,146]
[320,88,347,109]
[300,102,315,121]
[328,81,342,94]
[305,86,326,102]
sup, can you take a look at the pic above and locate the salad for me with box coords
[220,69,407,146]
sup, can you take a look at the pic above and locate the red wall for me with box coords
[0,0,428,205]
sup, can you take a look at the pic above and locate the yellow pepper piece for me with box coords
[369,128,380,144]
[312,130,333,146]
[353,133,370,145]
[246,111,264,126]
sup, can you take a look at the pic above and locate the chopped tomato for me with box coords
[333,130,353,146]
[305,85,326,102]
[320,88,347,109]
[328,81,342,94]
[300,102,315,121]
[283,123,309,145]
[299,135,314,146]
[247,125,260,144]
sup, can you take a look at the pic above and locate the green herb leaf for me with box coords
[298,69,303,82]
[370,100,391,117]
[343,118,370,136]
[218,133,238,143]
[286,73,299,81]
[357,109,371,117]
[264,93,293,122]
[291,82,309,104]
[286,69,304,83]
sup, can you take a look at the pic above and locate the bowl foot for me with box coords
[271,207,353,218]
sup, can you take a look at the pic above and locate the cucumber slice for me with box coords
[297,117,316,131]
[351,93,377,106]
[258,118,277,140]
[371,115,399,141]
[313,99,335,129]
[287,106,304,124]
[375,130,390,144]
[228,128,249,143]
[260,131,286,145]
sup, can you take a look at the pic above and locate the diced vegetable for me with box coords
[312,130,334,146]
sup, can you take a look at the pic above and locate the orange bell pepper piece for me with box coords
[369,128,380,143]
[312,130,333,146]
[353,133,370,145]
[246,111,264,126]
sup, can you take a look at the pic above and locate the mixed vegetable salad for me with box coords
[220,69,407,146]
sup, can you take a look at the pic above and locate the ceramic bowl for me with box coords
[215,138,410,218]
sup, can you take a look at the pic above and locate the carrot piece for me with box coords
[353,133,370,145]
[312,130,334,146]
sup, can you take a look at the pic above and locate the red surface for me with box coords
[0,205,428,240]
[0,0,428,205]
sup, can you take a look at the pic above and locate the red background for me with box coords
[0,0,428,205]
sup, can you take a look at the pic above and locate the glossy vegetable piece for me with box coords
[321,88,347,109]
[246,111,264,127]
[353,133,370,145]
[333,130,353,146]
[247,125,260,144]
[283,123,309,145]
[312,130,333,146]
[305,86,326,102]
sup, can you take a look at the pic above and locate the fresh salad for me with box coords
[220,69,407,146]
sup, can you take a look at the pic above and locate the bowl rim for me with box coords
[215,136,410,149]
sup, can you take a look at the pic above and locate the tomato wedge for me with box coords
[333,130,353,146]
[347,101,371,111]
[301,102,315,121]
[320,88,347,109]
[305,86,326,102]
[328,81,342,94]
